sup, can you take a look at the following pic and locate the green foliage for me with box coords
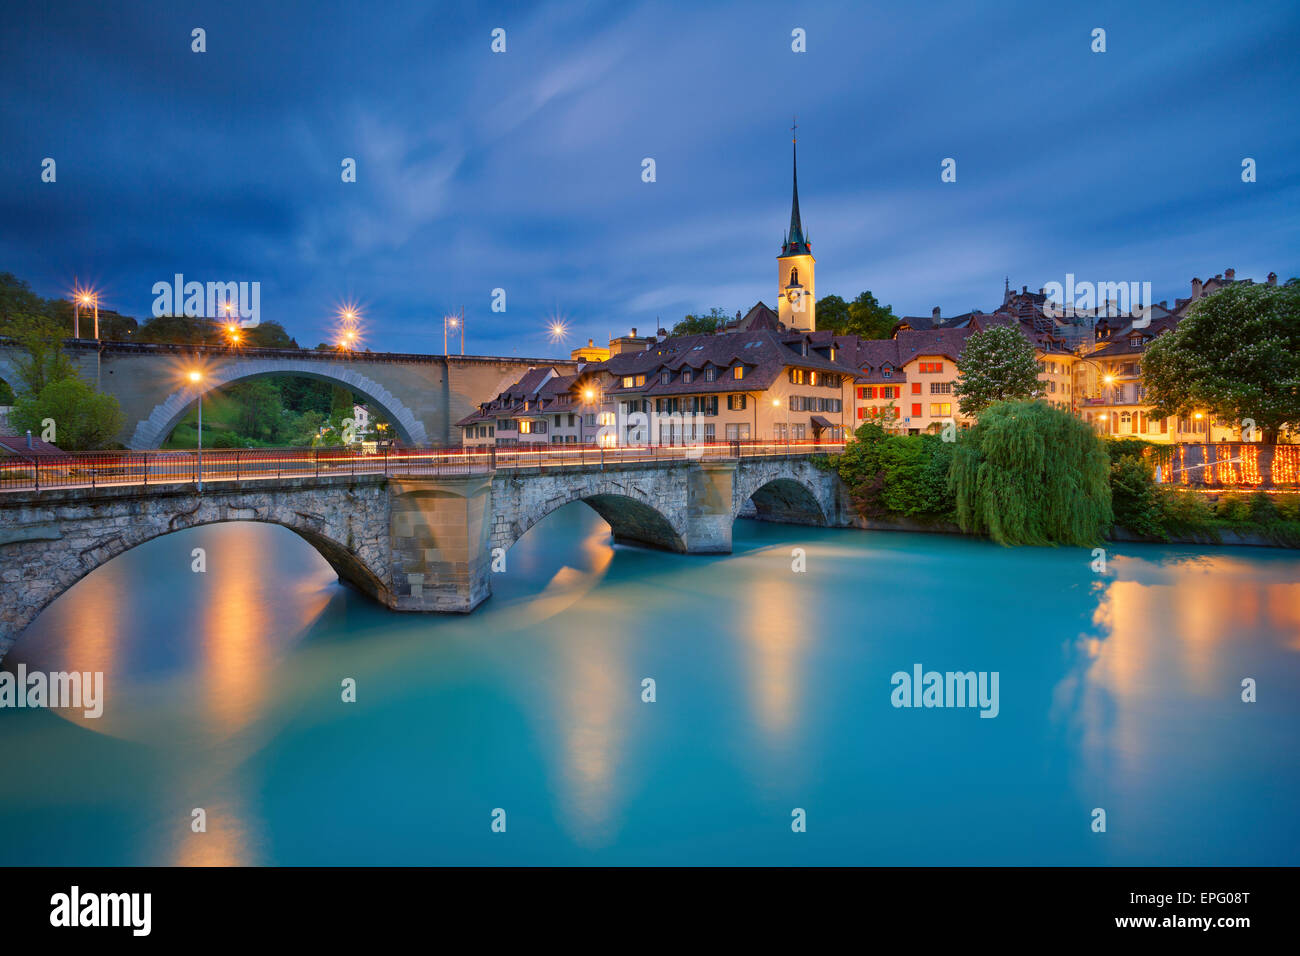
[671,308,730,336]
[10,377,125,450]
[826,423,954,520]
[1109,454,1167,540]
[135,314,299,348]
[816,291,896,340]
[1159,490,1216,536]
[949,400,1112,546]
[1142,283,1300,443]
[952,325,1043,416]
[0,378,14,404]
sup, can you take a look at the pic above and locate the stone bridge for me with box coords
[0,457,846,660]
[0,339,576,448]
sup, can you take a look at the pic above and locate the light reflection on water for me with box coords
[1,506,1298,865]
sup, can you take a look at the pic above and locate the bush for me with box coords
[949,400,1112,546]
[1214,493,1253,523]
[1160,490,1215,535]
[1110,454,1166,539]
[9,377,125,450]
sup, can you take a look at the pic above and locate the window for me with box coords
[733,366,744,379]
[725,423,751,440]
[919,361,944,374]
[809,371,819,386]
[727,394,747,410]
[791,424,806,439]
[858,386,874,400]
[488,426,494,437]
[703,424,715,441]
[682,369,693,384]
[635,375,645,387]
[930,403,952,417]
[622,376,634,388]
[911,403,922,418]
[789,368,805,384]
[829,347,836,361]
[882,367,893,378]
[929,382,952,394]
[911,382,921,395]
[661,371,671,384]
[704,367,716,382]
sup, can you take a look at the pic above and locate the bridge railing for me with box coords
[0,440,845,493]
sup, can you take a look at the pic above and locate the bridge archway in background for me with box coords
[734,475,828,526]
[493,486,687,555]
[128,358,430,449]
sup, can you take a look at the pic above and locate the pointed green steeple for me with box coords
[782,122,810,257]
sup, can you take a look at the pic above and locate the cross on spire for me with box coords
[791,115,797,143]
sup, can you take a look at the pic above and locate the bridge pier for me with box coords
[684,460,736,553]
[388,474,495,613]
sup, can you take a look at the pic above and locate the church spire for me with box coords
[783,118,810,256]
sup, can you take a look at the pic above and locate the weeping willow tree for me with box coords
[949,401,1112,546]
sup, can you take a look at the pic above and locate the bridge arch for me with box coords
[490,473,687,555]
[0,482,393,660]
[733,463,832,526]
[127,358,430,449]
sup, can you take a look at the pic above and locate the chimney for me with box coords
[1191,277,1203,298]
[630,327,637,337]
[587,338,594,347]
[1159,300,1167,310]
[932,306,941,321]
[1225,268,1235,280]
[1215,273,1223,281]
[1268,272,1277,286]
[26,430,33,449]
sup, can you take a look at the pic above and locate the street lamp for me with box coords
[188,370,205,490]
[773,397,789,443]
[444,311,465,355]
[72,285,99,339]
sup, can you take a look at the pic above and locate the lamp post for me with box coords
[773,397,789,444]
[189,370,204,490]
[444,311,464,355]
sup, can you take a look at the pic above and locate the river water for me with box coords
[2,506,1298,865]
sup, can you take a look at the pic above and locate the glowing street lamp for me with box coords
[547,319,569,344]
[72,284,99,339]
[188,370,205,490]
[444,311,465,355]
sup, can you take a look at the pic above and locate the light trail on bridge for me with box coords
[0,442,845,494]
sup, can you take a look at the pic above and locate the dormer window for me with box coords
[829,347,836,361]
[882,366,893,378]
[704,366,716,382]
[682,369,693,384]
[801,342,809,356]
[733,365,744,380]
[661,371,671,385]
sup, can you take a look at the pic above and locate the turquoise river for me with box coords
[2,506,1298,865]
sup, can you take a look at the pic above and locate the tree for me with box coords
[1141,283,1300,445]
[672,308,730,336]
[952,325,1042,416]
[948,401,1111,546]
[6,314,77,397]
[817,291,897,340]
[815,294,850,332]
[10,377,125,450]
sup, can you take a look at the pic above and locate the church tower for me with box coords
[778,123,815,332]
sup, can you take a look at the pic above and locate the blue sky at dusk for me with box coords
[1,0,1297,355]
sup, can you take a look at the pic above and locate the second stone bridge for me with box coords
[0,457,846,660]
